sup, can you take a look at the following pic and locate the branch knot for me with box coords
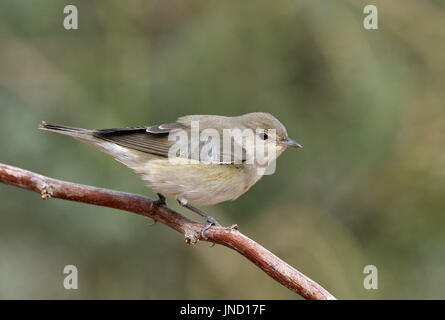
[40,184,54,200]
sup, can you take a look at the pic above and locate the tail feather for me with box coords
[39,121,92,138]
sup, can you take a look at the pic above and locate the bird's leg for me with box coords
[153,193,166,206]
[177,200,221,238]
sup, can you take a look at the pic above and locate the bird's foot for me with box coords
[176,199,222,239]
[153,193,166,206]
[200,215,222,239]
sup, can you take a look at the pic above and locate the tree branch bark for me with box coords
[0,162,336,300]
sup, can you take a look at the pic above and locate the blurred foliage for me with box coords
[1,0,445,299]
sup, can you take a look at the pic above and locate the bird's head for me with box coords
[239,112,302,164]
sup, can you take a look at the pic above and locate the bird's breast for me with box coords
[135,159,263,205]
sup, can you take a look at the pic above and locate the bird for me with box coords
[40,112,302,236]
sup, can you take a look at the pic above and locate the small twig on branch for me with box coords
[0,162,336,300]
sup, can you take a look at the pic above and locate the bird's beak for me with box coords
[278,138,303,149]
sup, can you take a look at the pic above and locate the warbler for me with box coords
[40,112,302,235]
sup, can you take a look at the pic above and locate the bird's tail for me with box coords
[39,121,93,138]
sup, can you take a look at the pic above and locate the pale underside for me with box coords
[80,138,264,205]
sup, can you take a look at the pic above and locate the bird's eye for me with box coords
[259,132,268,140]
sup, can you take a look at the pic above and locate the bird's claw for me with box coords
[153,193,166,206]
[200,216,221,239]
[153,199,165,206]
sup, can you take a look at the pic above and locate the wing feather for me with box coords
[92,122,247,163]
[92,125,179,157]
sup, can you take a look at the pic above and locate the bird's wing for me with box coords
[92,123,185,158]
[92,122,247,163]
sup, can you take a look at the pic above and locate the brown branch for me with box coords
[0,162,336,300]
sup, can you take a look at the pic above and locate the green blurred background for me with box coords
[1,0,444,299]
